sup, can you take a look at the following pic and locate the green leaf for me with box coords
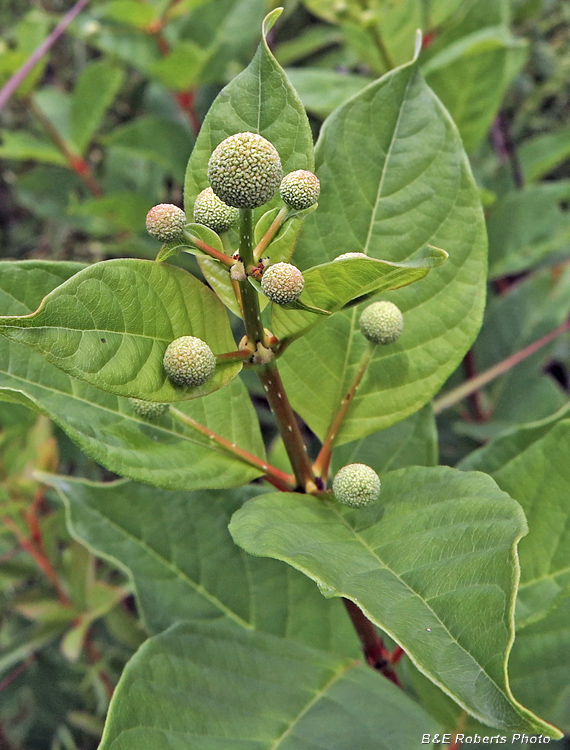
[279,54,487,444]
[100,0,158,29]
[49,477,358,656]
[459,406,570,629]
[519,127,570,183]
[332,403,438,475]
[0,131,66,166]
[102,115,194,182]
[99,620,442,750]
[284,68,373,119]
[0,260,265,491]
[0,259,240,403]
[183,8,314,215]
[509,596,570,734]
[272,246,448,341]
[230,466,560,736]
[254,206,316,265]
[70,59,126,155]
[149,42,207,90]
[486,182,570,278]
[422,27,527,153]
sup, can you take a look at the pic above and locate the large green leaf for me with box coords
[279,54,487,444]
[49,477,358,657]
[99,620,443,750]
[70,59,126,155]
[509,596,570,734]
[0,259,240,403]
[331,403,438,475]
[272,247,448,341]
[423,27,527,153]
[183,8,314,215]
[0,261,263,490]
[230,466,560,736]
[459,406,570,629]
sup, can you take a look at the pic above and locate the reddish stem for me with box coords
[29,99,103,197]
[433,319,570,414]
[390,645,405,665]
[0,0,92,112]
[2,515,71,606]
[0,656,35,694]
[491,112,524,190]
[343,599,401,686]
[462,349,487,422]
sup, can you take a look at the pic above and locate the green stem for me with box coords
[313,341,374,482]
[433,319,570,415]
[169,407,295,491]
[370,25,395,72]
[238,209,266,348]
[253,206,289,262]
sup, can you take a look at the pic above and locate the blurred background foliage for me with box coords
[0,0,569,747]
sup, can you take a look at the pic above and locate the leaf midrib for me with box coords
[72,496,253,630]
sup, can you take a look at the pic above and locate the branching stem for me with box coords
[238,209,267,347]
[170,407,295,491]
[313,341,374,481]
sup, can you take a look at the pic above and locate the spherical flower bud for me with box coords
[261,262,305,305]
[163,336,216,388]
[332,463,381,508]
[129,398,169,419]
[145,204,187,241]
[193,187,239,234]
[207,132,283,209]
[333,252,368,261]
[359,301,404,345]
[279,170,320,210]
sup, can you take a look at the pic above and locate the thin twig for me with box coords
[433,319,570,415]
[0,0,92,113]
[491,113,524,190]
[462,349,487,421]
[2,516,70,606]
[313,342,374,482]
[169,407,295,491]
[29,99,103,196]
[0,656,36,694]
[253,206,289,262]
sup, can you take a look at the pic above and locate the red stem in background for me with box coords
[0,656,36,694]
[491,112,524,190]
[462,349,487,421]
[343,599,401,686]
[2,515,71,606]
[389,645,405,665]
[0,0,92,113]
[433,319,570,414]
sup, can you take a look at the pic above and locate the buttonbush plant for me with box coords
[1,4,570,749]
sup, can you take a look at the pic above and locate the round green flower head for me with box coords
[193,187,239,234]
[207,132,283,209]
[333,463,381,508]
[279,170,320,210]
[129,398,169,420]
[333,252,367,261]
[145,204,186,241]
[359,300,404,345]
[163,336,216,388]
[261,262,305,305]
